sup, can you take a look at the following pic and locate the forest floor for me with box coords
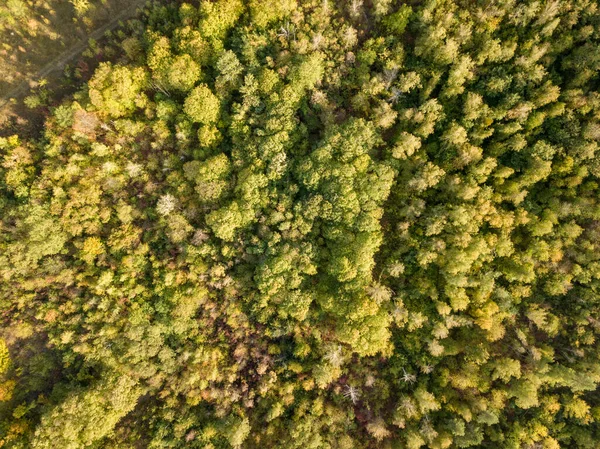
[0,0,148,108]
[0,0,150,135]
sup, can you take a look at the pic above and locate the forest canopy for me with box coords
[1,0,600,448]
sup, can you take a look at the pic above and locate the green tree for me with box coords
[31,373,143,449]
[184,84,221,124]
[88,63,148,118]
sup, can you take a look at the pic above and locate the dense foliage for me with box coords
[2,0,600,447]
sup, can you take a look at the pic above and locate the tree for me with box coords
[184,84,221,124]
[168,54,201,92]
[249,0,296,28]
[31,373,143,449]
[198,0,244,40]
[3,1,600,448]
[0,339,10,375]
[88,63,148,118]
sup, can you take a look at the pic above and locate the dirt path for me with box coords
[0,0,148,109]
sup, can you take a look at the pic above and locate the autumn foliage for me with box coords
[1,0,600,448]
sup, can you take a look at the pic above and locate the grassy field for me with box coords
[0,0,140,98]
[0,0,152,132]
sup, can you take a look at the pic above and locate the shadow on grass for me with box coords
[0,0,136,98]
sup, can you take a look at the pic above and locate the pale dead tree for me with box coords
[421,417,438,441]
[343,385,360,404]
[343,26,358,48]
[99,122,116,133]
[72,109,99,135]
[157,194,177,216]
[535,0,561,27]
[421,364,434,374]
[401,368,417,384]
[587,316,600,330]
[278,21,296,41]
[311,89,328,107]
[367,283,392,305]
[349,0,363,18]
[388,261,405,276]
[102,161,118,174]
[175,129,189,141]
[126,162,142,178]
[185,430,197,442]
[388,87,403,104]
[391,303,408,323]
[525,443,544,449]
[400,397,417,417]
[150,80,171,98]
[324,345,344,367]
[192,229,210,246]
[229,390,242,403]
[312,33,324,50]
[382,66,399,87]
